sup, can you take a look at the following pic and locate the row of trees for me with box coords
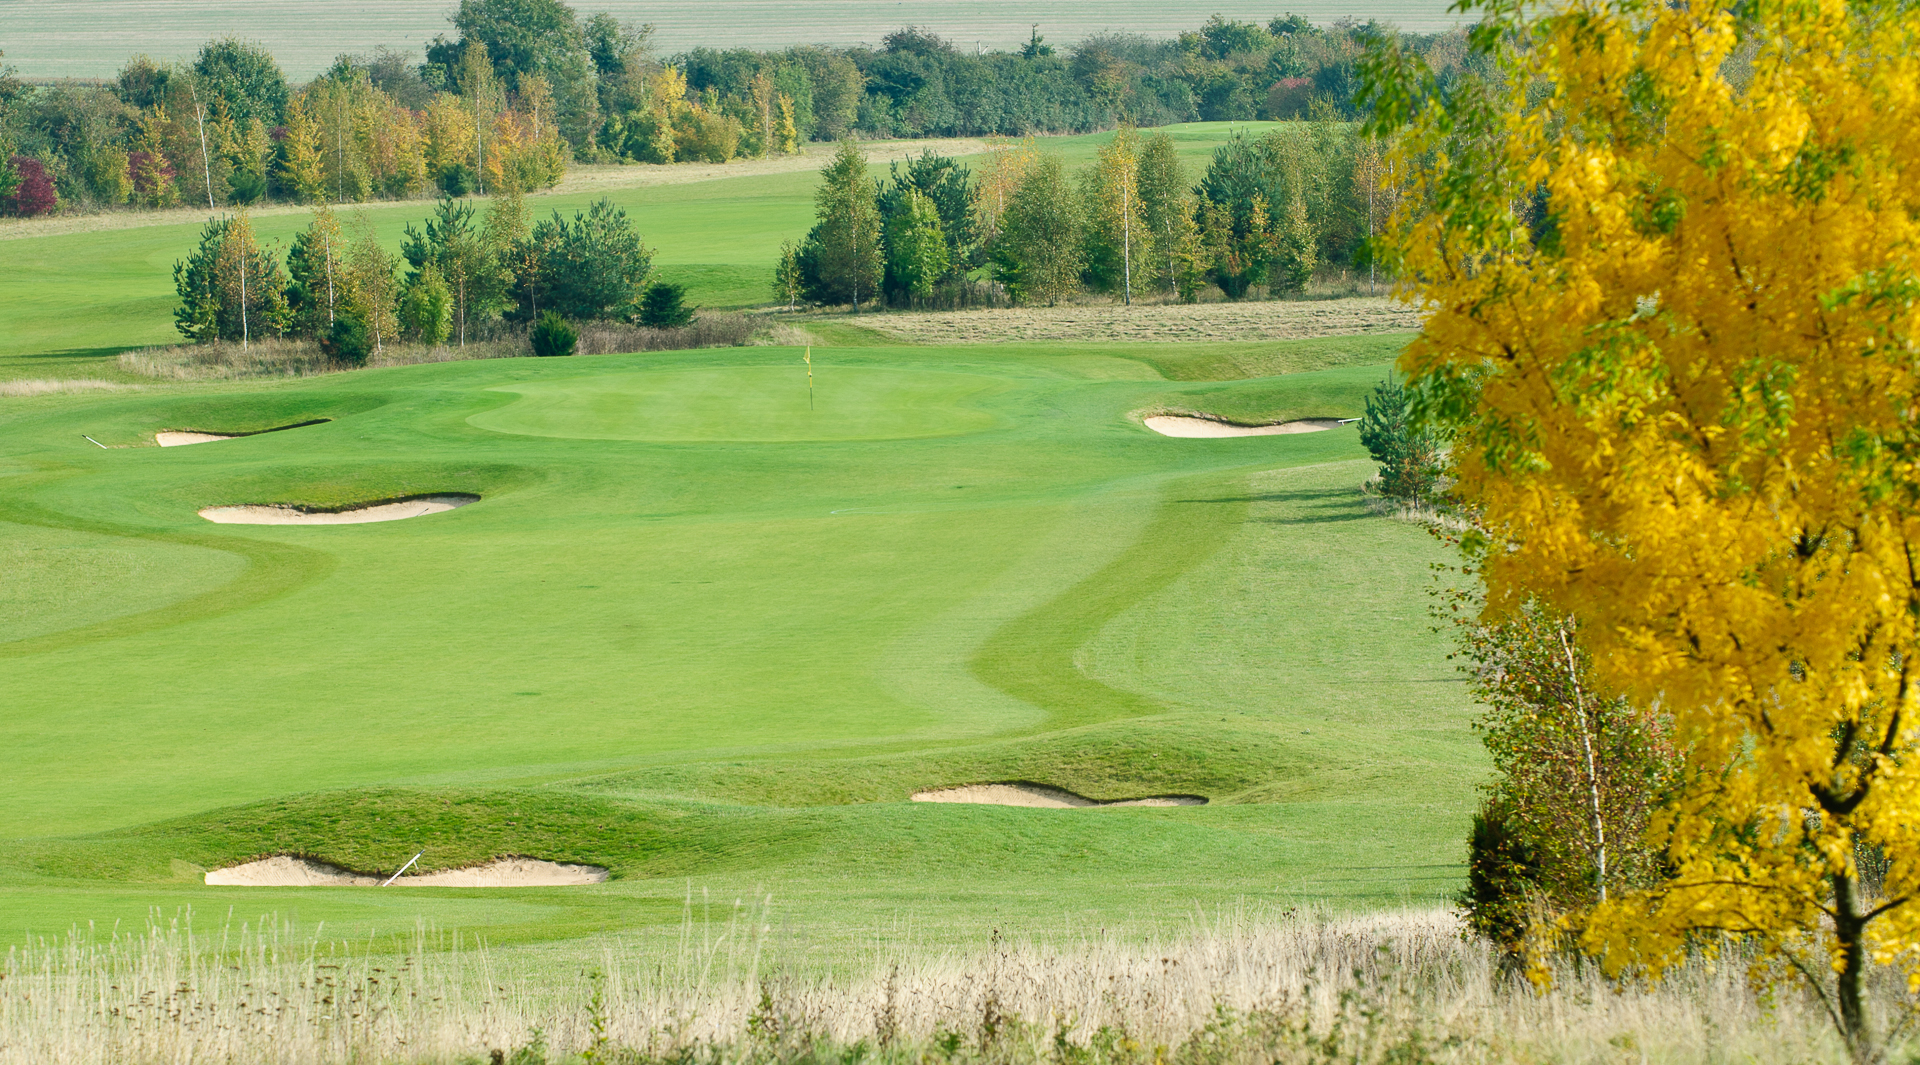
[173,191,656,360]
[0,37,566,216]
[0,0,1481,217]
[786,123,1395,309]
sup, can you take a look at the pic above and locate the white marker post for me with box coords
[805,346,814,411]
[381,852,423,886]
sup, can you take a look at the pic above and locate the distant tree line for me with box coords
[0,0,1482,217]
[0,32,566,219]
[789,120,1401,309]
[172,190,664,361]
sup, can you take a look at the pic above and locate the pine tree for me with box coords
[399,261,454,344]
[173,212,289,344]
[877,150,976,303]
[883,189,949,305]
[402,195,501,344]
[286,206,345,337]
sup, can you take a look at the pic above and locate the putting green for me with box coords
[0,521,246,643]
[0,341,1480,949]
[472,365,1003,442]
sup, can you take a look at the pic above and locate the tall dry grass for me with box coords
[114,315,770,383]
[0,379,139,397]
[0,905,1892,1065]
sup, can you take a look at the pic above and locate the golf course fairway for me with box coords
[0,340,1477,948]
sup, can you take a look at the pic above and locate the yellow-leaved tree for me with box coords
[1369,0,1920,1057]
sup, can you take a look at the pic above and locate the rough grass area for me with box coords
[0,907,1876,1065]
[115,316,765,380]
[0,378,139,397]
[860,298,1422,346]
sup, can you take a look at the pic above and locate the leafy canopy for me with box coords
[515,197,653,321]
[1381,0,1920,1054]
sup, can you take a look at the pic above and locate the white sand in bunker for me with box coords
[157,431,238,446]
[205,855,609,887]
[911,784,1208,808]
[1144,415,1348,439]
[199,493,479,525]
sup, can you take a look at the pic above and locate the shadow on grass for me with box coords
[4,345,138,368]
[1178,486,1373,525]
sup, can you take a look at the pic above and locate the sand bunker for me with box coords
[157,431,237,446]
[912,783,1208,808]
[156,419,328,447]
[1145,415,1348,438]
[205,855,608,887]
[199,493,479,525]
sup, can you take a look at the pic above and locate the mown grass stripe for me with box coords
[972,469,1252,731]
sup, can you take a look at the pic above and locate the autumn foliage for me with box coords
[2,155,56,216]
[1379,0,1920,1054]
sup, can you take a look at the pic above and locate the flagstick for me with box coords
[805,346,814,410]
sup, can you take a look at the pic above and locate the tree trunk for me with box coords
[191,88,214,210]
[1558,626,1608,902]
[238,245,250,349]
[1833,872,1874,1064]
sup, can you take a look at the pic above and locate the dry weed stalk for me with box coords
[0,905,1876,1065]
[115,315,767,383]
[0,379,138,397]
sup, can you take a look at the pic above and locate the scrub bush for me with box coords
[530,311,577,357]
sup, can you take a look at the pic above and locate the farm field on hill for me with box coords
[0,338,1475,948]
[0,0,1465,79]
[0,124,1288,379]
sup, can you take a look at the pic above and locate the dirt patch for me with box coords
[863,298,1423,346]
[205,855,608,886]
[199,493,479,525]
[1144,416,1347,438]
[911,783,1207,808]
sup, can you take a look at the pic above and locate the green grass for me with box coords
[0,135,1468,955]
[0,339,1477,949]
[0,124,1291,380]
